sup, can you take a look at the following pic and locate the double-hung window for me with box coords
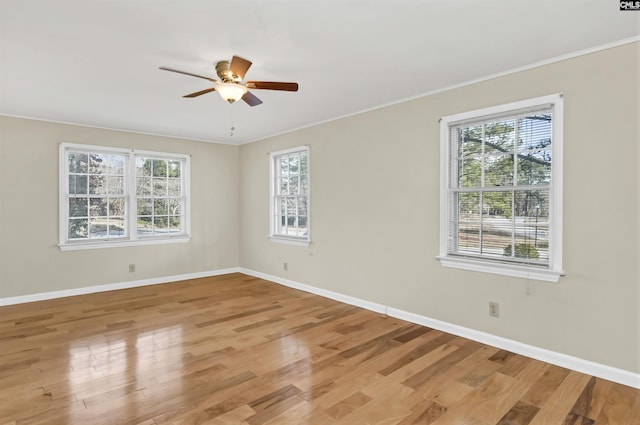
[59,143,190,250]
[438,94,563,282]
[270,146,310,245]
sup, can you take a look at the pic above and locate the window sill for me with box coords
[436,255,563,283]
[59,236,190,251]
[269,236,310,247]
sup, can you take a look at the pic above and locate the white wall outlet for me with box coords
[489,301,499,318]
[129,264,136,273]
[283,262,288,271]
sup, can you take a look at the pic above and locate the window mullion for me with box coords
[128,152,137,240]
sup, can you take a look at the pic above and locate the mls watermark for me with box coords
[620,1,640,10]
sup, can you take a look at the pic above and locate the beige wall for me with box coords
[0,116,239,298]
[240,43,640,373]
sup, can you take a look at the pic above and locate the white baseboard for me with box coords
[239,268,640,389]
[238,268,387,315]
[0,267,241,306]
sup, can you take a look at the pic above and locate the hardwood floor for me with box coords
[1,273,638,425]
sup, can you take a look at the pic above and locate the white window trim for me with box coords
[269,145,311,246]
[437,94,564,282]
[59,143,191,251]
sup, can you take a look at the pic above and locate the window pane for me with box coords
[109,198,125,216]
[168,178,181,196]
[89,175,106,194]
[286,198,296,216]
[89,154,108,174]
[482,223,512,257]
[69,198,88,217]
[168,199,181,216]
[168,160,181,178]
[514,190,549,220]
[154,199,167,215]
[108,176,124,194]
[456,222,480,254]
[289,176,299,194]
[137,177,151,196]
[152,159,167,177]
[68,218,88,239]
[297,196,307,216]
[457,126,483,188]
[279,198,286,217]
[300,154,308,175]
[137,216,152,234]
[89,219,108,238]
[108,155,125,175]
[153,178,167,196]
[300,175,308,194]
[169,216,181,232]
[484,119,515,155]
[279,177,288,195]
[279,157,288,176]
[458,192,480,220]
[518,114,552,151]
[518,113,552,185]
[482,191,512,219]
[137,158,152,176]
[69,175,88,195]
[69,152,88,173]
[154,216,168,232]
[89,198,108,217]
[109,218,125,237]
[517,151,551,185]
[137,198,152,215]
[458,157,482,188]
[289,155,300,175]
[484,154,514,187]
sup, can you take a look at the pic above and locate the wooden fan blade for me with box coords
[230,56,252,80]
[242,91,263,107]
[245,81,299,91]
[159,66,218,82]
[183,87,217,98]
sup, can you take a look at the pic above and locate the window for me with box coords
[59,143,190,250]
[438,94,563,282]
[270,146,310,245]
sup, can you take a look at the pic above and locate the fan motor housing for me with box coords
[216,60,240,82]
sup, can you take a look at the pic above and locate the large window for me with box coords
[270,146,310,245]
[59,143,190,250]
[438,94,563,282]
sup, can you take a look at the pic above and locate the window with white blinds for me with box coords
[438,94,564,282]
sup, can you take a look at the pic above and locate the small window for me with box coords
[438,94,563,282]
[59,143,190,250]
[270,146,310,245]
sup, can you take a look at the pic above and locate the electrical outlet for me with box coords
[283,262,288,271]
[129,264,135,273]
[489,302,499,318]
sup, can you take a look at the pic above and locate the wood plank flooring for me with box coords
[1,273,638,425]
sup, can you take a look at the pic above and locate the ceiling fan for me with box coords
[159,55,298,106]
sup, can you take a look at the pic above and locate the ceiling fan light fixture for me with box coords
[216,82,248,103]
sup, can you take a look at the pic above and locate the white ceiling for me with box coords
[1,1,638,145]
